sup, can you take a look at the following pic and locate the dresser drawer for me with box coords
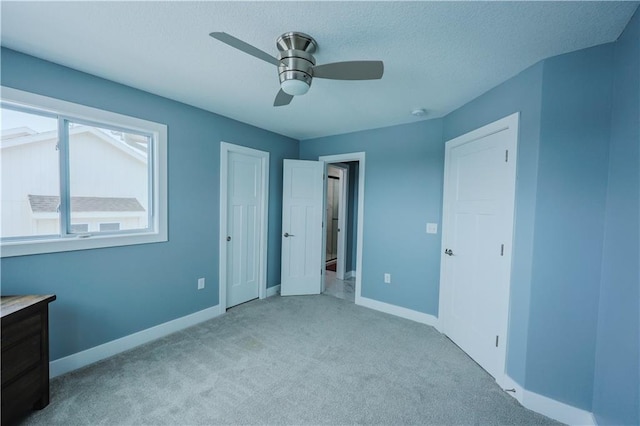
[1,334,42,386]
[1,313,41,348]
[1,365,43,416]
[1,295,55,425]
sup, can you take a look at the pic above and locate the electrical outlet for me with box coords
[384,273,391,284]
[197,277,205,290]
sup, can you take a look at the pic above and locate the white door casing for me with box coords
[219,142,269,311]
[280,159,324,296]
[438,113,519,382]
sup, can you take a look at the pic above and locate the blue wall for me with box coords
[300,120,444,315]
[443,39,635,413]
[592,8,640,426]
[443,62,544,385]
[526,43,614,410]
[0,48,298,360]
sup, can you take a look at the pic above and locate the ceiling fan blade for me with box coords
[273,89,294,107]
[209,32,280,67]
[312,61,384,80]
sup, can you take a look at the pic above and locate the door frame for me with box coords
[325,163,349,280]
[438,112,519,386]
[319,152,365,304]
[219,141,269,312]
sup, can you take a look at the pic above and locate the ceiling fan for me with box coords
[209,31,384,107]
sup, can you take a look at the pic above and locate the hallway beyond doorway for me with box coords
[323,270,355,303]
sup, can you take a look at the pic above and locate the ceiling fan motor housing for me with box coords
[276,32,317,94]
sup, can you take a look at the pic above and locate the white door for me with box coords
[439,113,518,381]
[226,150,263,307]
[280,159,324,296]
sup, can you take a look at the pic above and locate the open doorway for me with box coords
[322,160,359,303]
[279,153,365,302]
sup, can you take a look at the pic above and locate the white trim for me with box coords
[438,112,519,382]
[500,375,596,425]
[345,270,356,280]
[523,389,596,426]
[319,153,365,305]
[359,296,439,327]
[50,304,222,378]
[0,86,168,257]
[266,284,281,297]
[219,142,269,312]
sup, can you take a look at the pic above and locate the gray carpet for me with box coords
[22,295,561,425]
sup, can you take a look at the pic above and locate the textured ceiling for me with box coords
[1,1,637,140]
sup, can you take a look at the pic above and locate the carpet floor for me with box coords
[22,295,561,425]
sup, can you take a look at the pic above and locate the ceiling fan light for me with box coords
[281,79,310,96]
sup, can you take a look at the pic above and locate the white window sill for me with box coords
[1,231,167,258]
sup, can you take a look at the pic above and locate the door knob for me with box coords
[284,232,295,238]
[226,236,231,242]
[444,248,454,256]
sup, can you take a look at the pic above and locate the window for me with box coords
[1,87,167,257]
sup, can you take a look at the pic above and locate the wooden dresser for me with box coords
[1,295,56,425]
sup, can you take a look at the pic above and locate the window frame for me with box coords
[1,86,168,257]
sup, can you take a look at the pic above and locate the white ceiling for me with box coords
[1,1,637,140]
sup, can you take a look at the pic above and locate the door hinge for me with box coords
[500,244,504,256]
[496,335,499,347]
[505,150,509,162]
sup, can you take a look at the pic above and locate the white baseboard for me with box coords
[50,304,222,378]
[500,374,596,425]
[266,284,280,297]
[357,296,438,327]
[345,270,356,279]
[523,387,596,425]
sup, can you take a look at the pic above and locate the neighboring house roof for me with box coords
[2,126,37,139]
[2,126,147,163]
[28,194,145,213]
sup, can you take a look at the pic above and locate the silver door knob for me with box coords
[444,248,454,256]
[284,232,295,237]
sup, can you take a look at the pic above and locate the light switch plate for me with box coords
[426,223,438,234]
